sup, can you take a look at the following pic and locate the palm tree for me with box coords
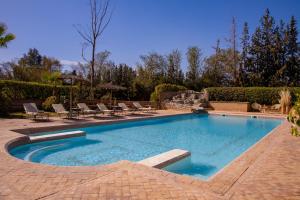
[0,23,15,48]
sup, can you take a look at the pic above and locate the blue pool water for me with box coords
[10,114,282,179]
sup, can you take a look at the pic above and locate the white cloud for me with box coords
[60,60,80,66]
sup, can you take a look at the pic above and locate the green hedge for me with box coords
[150,83,187,104]
[0,80,76,100]
[206,87,300,105]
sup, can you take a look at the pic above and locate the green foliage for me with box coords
[41,71,62,84]
[100,93,112,101]
[244,10,300,87]
[1,49,62,83]
[0,87,12,116]
[42,96,57,111]
[150,83,187,103]
[0,80,76,100]
[0,23,15,48]
[206,87,300,105]
[293,93,300,115]
[288,91,300,136]
[185,47,202,89]
[166,50,183,85]
[19,48,42,67]
[291,126,300,137]
[202,48,240,87]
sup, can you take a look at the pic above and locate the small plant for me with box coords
[288,92,300,137]
[291,126,300,137]
[279,89,291,114]
[42,96,57,111]
[203,89,209,102]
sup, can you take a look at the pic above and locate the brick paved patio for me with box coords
[0,110,299,200]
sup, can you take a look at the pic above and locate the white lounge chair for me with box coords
[77,103,97,116]
[23,103,49,121]
[97,103,115,115]
[118,103,135,114]
[52,104,73,118]
[133,102,153,112]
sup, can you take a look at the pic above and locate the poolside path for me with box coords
[0,110,299,200]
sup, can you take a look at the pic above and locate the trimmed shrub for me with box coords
[0,87,12,116]
[0,80,77,100]
[206,87,300,105]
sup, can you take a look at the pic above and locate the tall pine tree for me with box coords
[286,16,300,86]
[248,9,276,86]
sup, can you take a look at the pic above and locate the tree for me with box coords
[285,16,300,86]
[248,9,276,86]
[94,50,112,83]
[269,20,288,86]
[240,22,250,86]
[226,17,239,85]
[0,23,15,48]
[202,47,240,87]
[0,62,14,79]
[9,48,62,83]
[42,57,61,72]
[201,40,223,87]
[111,64,136,100]
[74,0,113,99]
[18,48,42,67]
[135,52,167,99]
[166,49,182,84]
[186,46,202,89]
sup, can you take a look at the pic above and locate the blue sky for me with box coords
[1,0,299,70]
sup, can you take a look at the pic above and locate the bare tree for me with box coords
[74,0,113,99]
[226,17,238,85]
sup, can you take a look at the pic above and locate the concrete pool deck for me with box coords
[0,110,299,200]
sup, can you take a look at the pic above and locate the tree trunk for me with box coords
[90,42,96,99]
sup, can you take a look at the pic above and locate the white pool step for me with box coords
[138,149,191,169]
[29,131,86,142]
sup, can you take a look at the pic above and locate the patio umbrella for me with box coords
[58,74,89,117]
[96,82,126,106]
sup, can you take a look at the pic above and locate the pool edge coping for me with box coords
[1,111,289,198]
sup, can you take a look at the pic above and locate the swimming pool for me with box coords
[9,114,282,180]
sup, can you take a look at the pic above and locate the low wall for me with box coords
[209,101,250,112]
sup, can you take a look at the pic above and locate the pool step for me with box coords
[138,149,191,169]
[29,131,86,142]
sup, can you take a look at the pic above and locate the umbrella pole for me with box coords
[110,89,112,107]
[70,78,73,118]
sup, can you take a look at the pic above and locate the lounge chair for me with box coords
[133,102,153,112]
[52,104,72,118]
[118,103,135,114]
[97,103,115,115]
[23,103,49,121]
[77,103,97,116]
